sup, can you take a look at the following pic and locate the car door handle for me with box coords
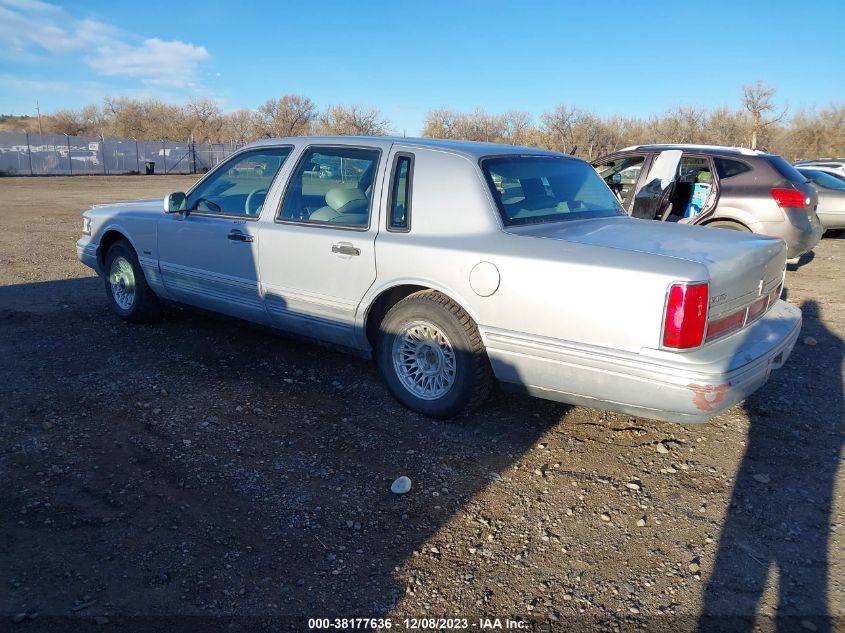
[331,242,360,256]
[228,230,254,243]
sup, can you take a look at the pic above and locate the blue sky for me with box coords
[1,0,843,135]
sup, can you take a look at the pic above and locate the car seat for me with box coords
[308,187,369,225]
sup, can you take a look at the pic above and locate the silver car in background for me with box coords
[77,137,801,424]
[594,144,823,261]
[797,167,845,232]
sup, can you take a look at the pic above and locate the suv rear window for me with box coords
[766,155,809,184]
[482,156,624,226]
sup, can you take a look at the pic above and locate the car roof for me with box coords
[244,135,566,160]
[617,143,766,157]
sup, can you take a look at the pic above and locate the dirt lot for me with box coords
[1,176,843,632]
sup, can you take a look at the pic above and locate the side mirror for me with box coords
[164,192,186,213]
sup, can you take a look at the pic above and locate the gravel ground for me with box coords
[1,176,843,632]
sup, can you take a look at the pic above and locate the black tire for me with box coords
[376,290,491,419]
[103,239,160,323]
[706,219,751,232]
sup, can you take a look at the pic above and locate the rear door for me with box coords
[676,154,719,224]
[257,143,388,348]
[630,150,681,220]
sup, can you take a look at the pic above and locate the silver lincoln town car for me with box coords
[77,136,801,423]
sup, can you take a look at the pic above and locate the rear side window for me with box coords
[388,154,413,231]
[714,157,751,179]
[278,146,380,228]
[766,155,809,184]
[482,156,625,226]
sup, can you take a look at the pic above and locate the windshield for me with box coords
[798,168,845,190]
[482,156,625,226]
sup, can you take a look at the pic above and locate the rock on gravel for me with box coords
[391,476,412,494]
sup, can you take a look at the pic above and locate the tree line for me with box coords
[1,82,842,160]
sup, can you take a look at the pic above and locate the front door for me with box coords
[257,144,385,348]
[593,154,649,212]
[631,149,682,220]
[157,146,292,324]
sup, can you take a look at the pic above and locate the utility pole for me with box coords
[36,100,43,134]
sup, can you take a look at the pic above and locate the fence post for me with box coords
[26,132,33,176]
[162,140,167,175]
[66,134,72,176]
[191,142,196,174]
[135,139,140,174]
[101,137,107,175]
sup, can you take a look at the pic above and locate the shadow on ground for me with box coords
[0,277,567,630]
[700,300,844,632]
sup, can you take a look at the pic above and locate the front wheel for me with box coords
[103,240,160,322]
[376,291,491,419]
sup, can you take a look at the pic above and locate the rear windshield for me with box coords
[766,155,809,184]
[481,156,625,226]
[799,169,845,190]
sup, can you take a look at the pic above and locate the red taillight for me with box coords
[663,283,708,349]
[770,188,807,208]
[768,281,783,305]
[706,309,746,342]
[746,295,768,323]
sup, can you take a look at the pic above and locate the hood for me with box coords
[90,198,162,213]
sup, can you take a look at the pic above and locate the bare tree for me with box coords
[501,110,533,145]
[186,98,222,143]
[742,80,786,150]
[258,95,316,137]
[222,109,261,144]
[317,105,388,136]
[540,105,580,153]
[421,108,460,139]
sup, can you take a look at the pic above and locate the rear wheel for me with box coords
[103,240,160,322]
[706,220,751,232]
[376,291,491,419]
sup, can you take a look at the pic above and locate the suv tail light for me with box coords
[663,283,708,349]
[770,188,807,208]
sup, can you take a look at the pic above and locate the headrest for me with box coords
[325,187,368,214]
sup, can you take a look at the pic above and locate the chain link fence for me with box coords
[0,132,241,176]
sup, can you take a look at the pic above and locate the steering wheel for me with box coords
[245,188,269,215]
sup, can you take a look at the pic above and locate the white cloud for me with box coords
[0,0,210,87]
[87,38,209,87]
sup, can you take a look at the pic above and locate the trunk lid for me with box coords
[509,216,786,323]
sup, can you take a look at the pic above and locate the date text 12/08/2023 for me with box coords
[307,617,529,630]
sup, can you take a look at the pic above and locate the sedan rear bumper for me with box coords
[483,300,801,423]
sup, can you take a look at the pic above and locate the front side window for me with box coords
[187,147,291,217]
[483,156,625,226]
[594,155,646,207]
[388,154,413,231]
[279,147,380,228]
